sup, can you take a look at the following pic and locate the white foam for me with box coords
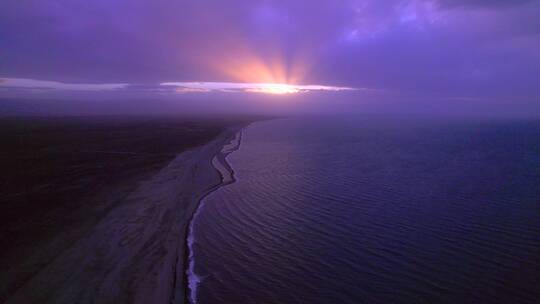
[186,131,242,304]
[187,207,203,303]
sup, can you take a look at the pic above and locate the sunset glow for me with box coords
[245,84,300,95]
[161,82,355,94]
[242,83,361,95]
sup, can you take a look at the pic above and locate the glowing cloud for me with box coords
[161,82,356,94]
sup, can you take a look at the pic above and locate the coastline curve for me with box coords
[185,130,243,304]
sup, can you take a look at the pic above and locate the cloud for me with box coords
[0,78,129,91]
[0,0,539,113]
[161,82,356,94]
[0,77,356,96]
[435,0,536,9]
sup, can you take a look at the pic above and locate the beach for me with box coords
[0,117,246,304]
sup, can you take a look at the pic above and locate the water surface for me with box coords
[192,117,540,304]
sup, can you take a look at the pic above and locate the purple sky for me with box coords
[1,0,539,116]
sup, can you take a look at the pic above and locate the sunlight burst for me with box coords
[246,83,300,95]
[161,81,356,94]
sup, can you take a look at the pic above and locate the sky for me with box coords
[1,0,539,116]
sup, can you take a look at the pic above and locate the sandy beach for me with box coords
[1,124,242,304]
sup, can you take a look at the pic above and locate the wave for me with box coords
[186,130,243,304]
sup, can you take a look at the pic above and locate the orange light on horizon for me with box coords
[161,81,355,94]
[199,35,311,87]
[176,35,354,95]
[245,83,301,94]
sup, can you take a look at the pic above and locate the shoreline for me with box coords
[4,126,244,304]
[183,130,243,304]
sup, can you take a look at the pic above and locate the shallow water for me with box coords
[191,117,540,304]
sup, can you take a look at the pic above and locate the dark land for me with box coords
[0,115,254,303]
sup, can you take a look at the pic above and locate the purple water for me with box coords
[190,117,540,304]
